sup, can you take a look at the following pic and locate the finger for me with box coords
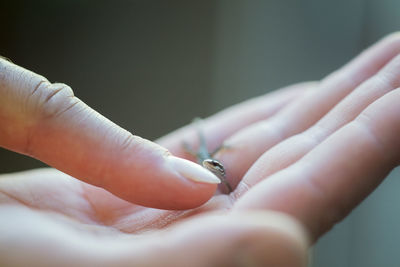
[0,59,221,210]
[157,81,312,158]
[116,211,309,267]
[234,88,400,241]
[240,43,400,191]
[216,32,400,192]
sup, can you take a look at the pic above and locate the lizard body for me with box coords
[183,119,233,193]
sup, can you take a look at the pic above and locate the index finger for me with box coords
[0,58,221,210]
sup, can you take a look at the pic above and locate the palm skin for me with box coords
[0,168,225,230]
[0,169,308,267]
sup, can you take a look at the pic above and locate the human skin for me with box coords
[1,32,400,266]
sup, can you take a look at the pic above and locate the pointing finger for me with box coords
[0,58,220,210]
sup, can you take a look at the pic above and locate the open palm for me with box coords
[2,33,400,266]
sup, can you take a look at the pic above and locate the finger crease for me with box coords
[53,99,80,118]
[30,79,48,96]
[44,86,65,103]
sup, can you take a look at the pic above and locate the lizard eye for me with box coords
[202,159,224,171]
[209,160,223,168]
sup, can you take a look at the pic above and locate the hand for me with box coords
[0,56,308,266]
[1,32,400,266]
[163,32,400,242]
[0,57,224,210]
[160,32,400,240]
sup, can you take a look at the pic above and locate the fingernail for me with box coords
[168,156,221,184]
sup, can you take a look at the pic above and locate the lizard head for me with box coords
[202,159,225,180]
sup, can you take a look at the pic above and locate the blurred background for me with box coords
[1,0,399,266]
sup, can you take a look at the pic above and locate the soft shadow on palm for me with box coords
[0,168,231,234]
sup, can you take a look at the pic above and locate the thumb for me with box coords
[0,58,219,209]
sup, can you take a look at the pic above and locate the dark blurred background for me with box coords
[1,1,400,266]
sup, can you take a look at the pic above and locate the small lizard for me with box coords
[183,119,233,193]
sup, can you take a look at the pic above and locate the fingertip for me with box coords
[167,156,221,185]
[381,31,400,43]
[152,156,221,209]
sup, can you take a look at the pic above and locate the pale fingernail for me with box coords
[168,156,221,184]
